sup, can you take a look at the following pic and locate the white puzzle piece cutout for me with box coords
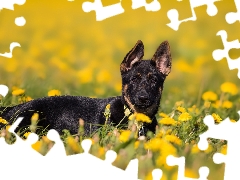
[0,84,9,97]
[0,42,21,58]
[82,0,124,21]
[0,0,26,58]
[0,0,26,10]
[198,111,240,180]
[225,0,240,24]
[167,0,221,31]
[131,0,161,12]
[212,30,240,79]
[167,155,209,180]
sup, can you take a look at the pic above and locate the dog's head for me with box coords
[120,40,172,118]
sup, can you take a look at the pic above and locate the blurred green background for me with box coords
[0,0,239,109]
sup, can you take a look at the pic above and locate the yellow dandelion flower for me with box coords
[23,132,31,138]
[129,113,152,123]
[220,82,238,95]
[222,100,233,109]
[212,113,222,123]
[25,96,33,102]
[119,130,131,142]
[32,141,43,152]
[134,141,140,149]
[221,145,227,155]
[106,104,110,110]
[165,135,182,145]
[212,100,221,109]
[66,136,81,152]
[175,101,184,107]
[191,144,200,154]
[178,112,192,122]
[155,129,165,138]
[204,101,211,108]
[230,119,236,123]
[188,105,200,115]
[31,113,39,122]
[42,136,51,144]
[0,117,8,124]
[159,112,169,118]
[176,106,186,113]
[6,125,11,131]
[144,137,163,151]
[159,117,176,126]
[202,91,218,101]
[12,88,25,96]
[48,89,61,96]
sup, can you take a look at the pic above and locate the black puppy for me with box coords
[0,40,172,136]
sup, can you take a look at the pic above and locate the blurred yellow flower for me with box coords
[6,125,11,131]
[202,91,218,101]
[165,135,182,145]
[134,141,140,149]
[191,144,200,154]
[212,113,222,123]
[48,89,61,96]
[23,132,31,138]
[129,113,152,123]
[106,104,110,110]
[144,137,163,151]
[178,112,192,122]
[222,100,233,109]
[221,145,227,155]
[175,101,184,107]
[96,70,111,83]
[176,106,186,113]
[22,96,33,102]
[77,67,93,84]
[159,117,176,126]
[66,136,81,152]
[159,112,169,118]
[188,105,200,115]
[32,141,43,152]
[204,101,211,108]
[0,117,8,124]
[31,113,39,122]
[212,100,221,109]
[220,82,238,95]
[119,130,131,142]
[12,88,25,96]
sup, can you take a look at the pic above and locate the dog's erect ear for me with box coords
[120,40,144,73]
[151,41,172,76]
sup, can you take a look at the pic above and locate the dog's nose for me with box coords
[138,94,149,103]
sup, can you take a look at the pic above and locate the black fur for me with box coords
[0,40,172,136]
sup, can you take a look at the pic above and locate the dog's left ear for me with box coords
[120,40,144,73]
[151,41,172,76]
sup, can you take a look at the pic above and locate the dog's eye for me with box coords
[149,76,157,85]
[131,74,141,82]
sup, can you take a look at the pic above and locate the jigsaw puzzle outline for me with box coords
[198,112,240,180]
[0,0,26,58]
[167,0,221,31]
[225,0,240,24]
[1,0,240,179]
[212,30,240,79]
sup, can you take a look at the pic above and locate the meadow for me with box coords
[0,0,240,179]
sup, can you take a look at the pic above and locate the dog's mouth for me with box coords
[135,102,152,109]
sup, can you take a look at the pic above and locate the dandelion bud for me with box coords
[79,118,84,126]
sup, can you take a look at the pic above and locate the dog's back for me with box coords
[0,95,125,136]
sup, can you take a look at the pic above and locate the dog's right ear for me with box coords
[120,40,144,73]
